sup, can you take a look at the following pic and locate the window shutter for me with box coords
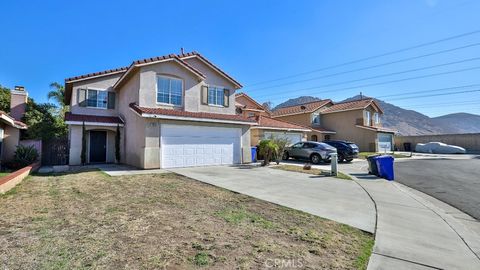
[78,88,87,107]
[201,85,208,105]
[107,92,116,109]
[223,89,229,107]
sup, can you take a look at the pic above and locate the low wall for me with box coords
[0,162,41,194]
[395,133,480,152]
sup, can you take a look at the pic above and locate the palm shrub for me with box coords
[13,145,39,167]
[270,136,290,164]
[258,139,279,166]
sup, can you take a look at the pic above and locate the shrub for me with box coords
[258,139,279,166]
[13,145,39,168]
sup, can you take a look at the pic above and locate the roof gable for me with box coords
[271,99,333,117]
[235,93,266,111]
[321,99,383,114]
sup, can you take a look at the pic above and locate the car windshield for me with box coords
[348,143,359,149]
[317,143,336,150]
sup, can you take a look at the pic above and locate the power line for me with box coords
[403,100,480,108]
[385,89,480,101]
[377,84,480,98]
[252,62,480,101]
[245,42,480,92]
[245,29,480,87]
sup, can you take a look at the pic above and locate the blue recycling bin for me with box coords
[366,155,381,175]
[375,155,395,181]
[251,147,257,162]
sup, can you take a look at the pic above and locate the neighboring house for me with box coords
[271,98,396,152]
[0,86,28,163]
[235,93,310,145]
[64,51,256,169]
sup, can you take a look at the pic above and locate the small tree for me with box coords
[258,139,279,166]
[270,136,290,164]
[81,122,87,165]
[115,124,121,162]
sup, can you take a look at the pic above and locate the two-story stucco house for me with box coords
[271,98,396,152]
[64,52,256,169]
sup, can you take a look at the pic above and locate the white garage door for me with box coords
[161,124,242,168]
[264,131,303,145]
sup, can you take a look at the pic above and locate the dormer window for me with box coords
[312,112,320,125]
[364,110,371,126]
[374,112,380,125]
[157,76,183,106]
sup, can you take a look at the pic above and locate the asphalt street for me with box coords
[395,158,480,220]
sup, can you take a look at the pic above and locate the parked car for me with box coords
[283,141,337,164]
[415,142,466,154]
[322,140,359,162]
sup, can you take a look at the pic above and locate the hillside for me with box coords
[273,95,480,135]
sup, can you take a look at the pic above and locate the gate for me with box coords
[41,137,69,166]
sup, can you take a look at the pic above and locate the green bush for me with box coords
[258,139,279,166]
[13,145,39,168]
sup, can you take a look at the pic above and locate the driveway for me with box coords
[395,158,480,220]
[170,165,376,233]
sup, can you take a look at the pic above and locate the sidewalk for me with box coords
[342,161,480,270]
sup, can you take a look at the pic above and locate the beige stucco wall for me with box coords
[2,125,20,162]
[138,60,237,115]
[250,129,306,146]
[68,125,119,165]
[395,133,480,152]
[70,73,123,116]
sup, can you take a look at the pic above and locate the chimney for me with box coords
[10,85,28,121]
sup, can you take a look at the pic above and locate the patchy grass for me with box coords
[358,152,410,159]
[0,172,10,177]
[273,164,353,180]
[0,170,372,269]
[355,238,375,270]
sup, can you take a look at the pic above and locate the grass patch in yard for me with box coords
[358,152,410,159]
[273,164,352,180]
[0,171,373,269]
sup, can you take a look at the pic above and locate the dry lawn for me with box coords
[0,170,372,269]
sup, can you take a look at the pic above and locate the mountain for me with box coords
[431,113,480,134]
[274,96,322,109]
[273,95,480,135]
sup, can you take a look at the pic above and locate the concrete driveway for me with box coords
[170,165,376,233]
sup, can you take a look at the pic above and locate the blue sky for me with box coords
[1,0,479,117]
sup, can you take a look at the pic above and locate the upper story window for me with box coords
[364,110,371,126]
[312,112,320,125]
[374,112,380,125]
[157,76,183,106]
[247,112,255,118]
[201,85,229,107]
[77,88,115,109]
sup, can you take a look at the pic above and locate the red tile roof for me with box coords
[322,99,383,114]
[355,125,396,133]
[130,54,206,79]
[271,100,332,117]
[130,103,256,124]
[311,127,336,134]
[65,67,128,83]
[235,93,267,111]
[256,116,310,131]
[64,112,124,124]
[178,51,242,88]
[0,110,27,129]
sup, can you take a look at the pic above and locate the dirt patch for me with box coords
[272,164,353,180]
[0,170,372,269]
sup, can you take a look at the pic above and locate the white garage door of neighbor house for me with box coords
[264,131,302,145]
[161,124,242,168]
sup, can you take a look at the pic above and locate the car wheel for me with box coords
[282,151,289,160]
[345,158,353,162]
[338,154,345,163]
[310,154,321,164]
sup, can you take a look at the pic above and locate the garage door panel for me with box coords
[161,124,241,168]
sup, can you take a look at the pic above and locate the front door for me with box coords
[89,131,107,163]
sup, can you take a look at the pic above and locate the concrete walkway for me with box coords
[342,161,480,270]
[170,165,376,233]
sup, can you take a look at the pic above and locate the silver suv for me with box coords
[283,141,337,164]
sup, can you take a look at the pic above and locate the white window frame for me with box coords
[86,88,108,109]
[207,85,225,106]
[364,110,371,126]
[374,112,380,124]
[156,75,184,106]
[312,112,321,125]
